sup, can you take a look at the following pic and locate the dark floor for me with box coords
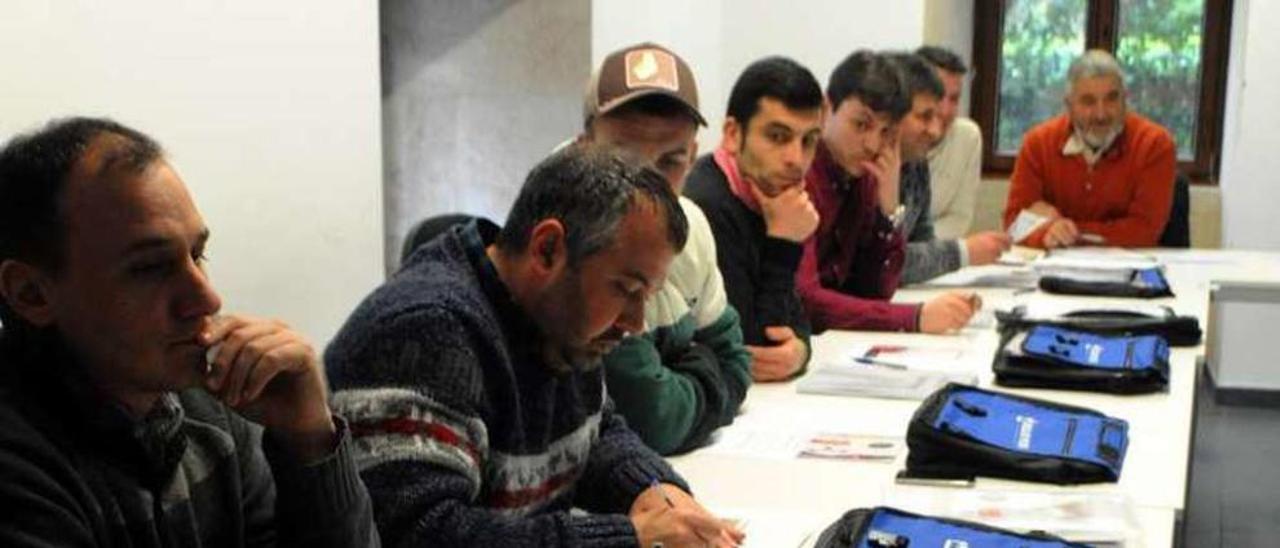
[1182,368,1280,547]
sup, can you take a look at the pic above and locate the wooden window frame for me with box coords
[971,0,1233,183]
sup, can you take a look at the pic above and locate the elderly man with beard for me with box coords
[324,146,744,548]
[1003,49,1177,249]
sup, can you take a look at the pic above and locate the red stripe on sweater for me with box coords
[350,417,481,464]
[487,467,583,509]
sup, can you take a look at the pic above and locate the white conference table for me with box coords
[669,249,1280,547]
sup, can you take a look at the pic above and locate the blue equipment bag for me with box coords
[1040,266,1174,299]
[994,325,1171,394]
[906,384,1128,484]
[996,304,1201,347]
[814,506,1088,548]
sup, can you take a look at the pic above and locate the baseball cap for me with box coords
[584,42,707,126]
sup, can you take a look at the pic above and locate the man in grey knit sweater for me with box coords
[0,118,378,547]
[889,52,1010,284]
[326,147,744,547]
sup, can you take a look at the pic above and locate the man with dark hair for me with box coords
[325,146,744,547]
[0,117,378,546]
[916,45,985,240]
[577,43,753,456]
[684,56,823,382]
[798,50,977,333]
[888,52,1009,284]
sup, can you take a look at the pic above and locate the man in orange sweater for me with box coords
[1004,49,1176,248]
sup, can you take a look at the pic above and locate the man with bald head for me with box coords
[1004,49,1177,249]
[0,117,377,546]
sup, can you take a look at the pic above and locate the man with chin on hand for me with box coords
[685,56,826,382]
[0,118,377,547]
[796,50,978,335]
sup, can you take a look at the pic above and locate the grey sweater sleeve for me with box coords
[260,417,381,548]
[901,161,963,284]
[575,396,692,511]
[904,239,963,284]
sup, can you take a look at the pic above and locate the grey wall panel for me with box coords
[381,0,590,271]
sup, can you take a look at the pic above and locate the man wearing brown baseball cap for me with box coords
[577,42,750,544]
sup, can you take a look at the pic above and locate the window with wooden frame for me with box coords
[971,0,1232,182]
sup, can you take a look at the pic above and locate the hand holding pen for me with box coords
[630,478,745,547]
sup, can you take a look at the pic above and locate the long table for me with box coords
[668,249,1280,547]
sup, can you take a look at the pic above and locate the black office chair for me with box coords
[1158,173,1191,248]
[400,213,478,263]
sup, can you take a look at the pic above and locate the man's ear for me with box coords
[0,259,56,327]
[721,117,743,155]
[527,219,568,274]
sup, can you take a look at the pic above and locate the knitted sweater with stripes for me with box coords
[324,220,687,548]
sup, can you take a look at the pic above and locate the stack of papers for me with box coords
[1032,254,1160,283]
[703,427,903,462]
[921,264,1040,288]
[997,245,1047,266]
[796,361,977,400]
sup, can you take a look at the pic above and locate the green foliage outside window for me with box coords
[997,0,1087,154]
[996,0,1205,159]
[1117,0,1204,159]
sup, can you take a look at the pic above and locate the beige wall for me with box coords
[971,178,1222,248]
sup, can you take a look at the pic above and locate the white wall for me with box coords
[593,0,926,153]
[0,1,383,346]
[1219,0,1280,251]
[922,0,975,116]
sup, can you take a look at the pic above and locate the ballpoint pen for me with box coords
[855,356,909,370]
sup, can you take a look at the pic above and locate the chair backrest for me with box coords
[1158,172,1190,248]
[400,213,478,262]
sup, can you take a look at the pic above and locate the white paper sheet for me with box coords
[701,426,903,462]
[1007,209,1051,242]
[796,362,978,400]
[922,264,1040,288]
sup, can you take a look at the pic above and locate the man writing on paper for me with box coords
[325,147,744,547]
[684,56,825,381]
[1003,49,1176,249]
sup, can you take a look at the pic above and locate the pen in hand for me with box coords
[649,477,676,508]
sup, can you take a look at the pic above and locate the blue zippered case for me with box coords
[994,325,1171,394]
[995,303,1201,346]
[1040,266,1175,298]
[906,384,1129,484]
[814,506,1089,548]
